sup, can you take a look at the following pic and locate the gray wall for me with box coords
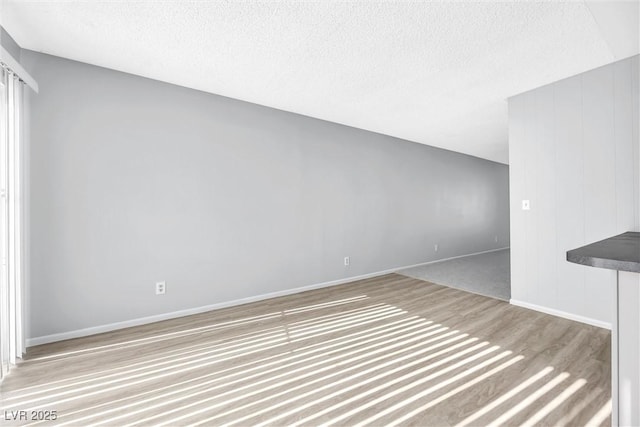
[22,51,510,340]
[509,55,639,327]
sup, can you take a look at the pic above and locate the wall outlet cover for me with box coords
[155,281,166,295]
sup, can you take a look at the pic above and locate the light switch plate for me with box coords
[522,200,530,210]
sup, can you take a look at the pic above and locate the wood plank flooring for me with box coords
[0,274,610,426]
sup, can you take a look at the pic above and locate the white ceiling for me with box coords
[3,1,639,164]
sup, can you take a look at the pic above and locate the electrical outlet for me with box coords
[434,244,439,252]
[344,256,350,266]
[522,200,530,210]
[495,235,499,243]
[155,281,166,295]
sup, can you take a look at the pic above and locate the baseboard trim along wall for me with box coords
[510,299,612,330]
[27,246,510,347]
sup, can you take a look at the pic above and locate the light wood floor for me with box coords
[0,274,610,426]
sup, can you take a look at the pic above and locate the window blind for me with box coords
[0,64,25,380]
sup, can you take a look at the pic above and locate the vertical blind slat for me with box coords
[0,66,25,380]
[0,68,8,379]
[16,82,23,358]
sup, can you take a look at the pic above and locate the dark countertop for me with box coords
[567,232,640,273]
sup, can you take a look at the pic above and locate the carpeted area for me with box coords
[397,249,510,301]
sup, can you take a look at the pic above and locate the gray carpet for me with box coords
[397,249,510,301]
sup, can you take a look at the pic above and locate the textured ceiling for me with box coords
[3,1,639,164]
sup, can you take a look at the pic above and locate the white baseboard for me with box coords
[398,246,510,269]
[510,299,611,330]
[27,246,511,347]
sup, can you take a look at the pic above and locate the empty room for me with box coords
[0,1,639,426]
